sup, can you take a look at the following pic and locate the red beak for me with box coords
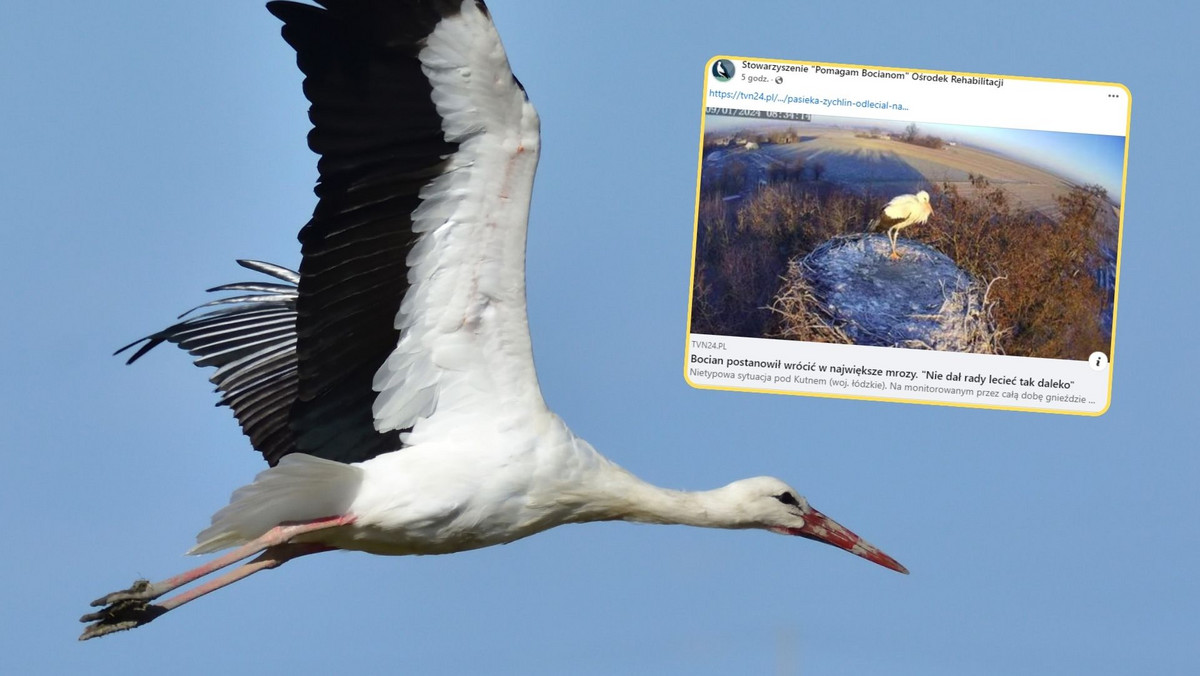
[773,507,908,574]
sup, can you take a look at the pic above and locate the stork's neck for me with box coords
[569,462,743,529]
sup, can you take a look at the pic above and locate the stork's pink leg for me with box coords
[154,542,332,613]
[79,543,332,640]
[87,514,353,607]
[79,514,354,640]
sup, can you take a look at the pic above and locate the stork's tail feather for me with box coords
[190,454,363,555]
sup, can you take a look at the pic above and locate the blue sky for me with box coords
[1,1,1196,674]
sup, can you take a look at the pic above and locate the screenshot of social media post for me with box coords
[685,58,1130,415]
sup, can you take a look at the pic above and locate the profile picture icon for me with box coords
[712,59,735,82]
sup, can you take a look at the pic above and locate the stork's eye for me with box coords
[774,492,799,507]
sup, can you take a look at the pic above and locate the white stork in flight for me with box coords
[871,190,934,259]
[80,0,906,640]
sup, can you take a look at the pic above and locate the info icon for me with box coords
[712,59,735,82]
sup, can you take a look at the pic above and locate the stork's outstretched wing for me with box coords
[122,0,544,465]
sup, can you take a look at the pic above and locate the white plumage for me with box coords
[80,0,905,641]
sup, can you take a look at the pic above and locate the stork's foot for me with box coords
[88,579,164,607]
[889,251,901,260]
[79,597,168,640]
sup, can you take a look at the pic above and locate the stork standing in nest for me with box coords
[871,190,933,259]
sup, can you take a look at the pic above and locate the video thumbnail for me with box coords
[686,58,1130,414]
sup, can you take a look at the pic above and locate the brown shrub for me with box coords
[692,182,873,337]
[925,178,1111,359]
